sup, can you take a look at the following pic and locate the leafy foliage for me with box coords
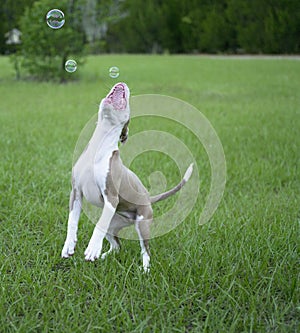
[1,0,300,80]
[0,0,35,54]
[108,0,300,54]
[19,0,85,81]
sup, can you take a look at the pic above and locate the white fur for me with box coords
[183,163,193,182]
[84,200,116,261]
[135,215,150,273]
[61,199,81,257]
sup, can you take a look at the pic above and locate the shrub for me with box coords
[18,0,85,82]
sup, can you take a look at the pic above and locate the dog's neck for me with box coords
[90,118,124,158]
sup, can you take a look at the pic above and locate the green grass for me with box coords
[0,55,299,332]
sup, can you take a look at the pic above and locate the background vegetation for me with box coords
[1,0,299,81]
[1,0,300,55]
[0,54,299,332]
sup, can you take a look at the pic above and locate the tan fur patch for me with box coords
[105,150,122,208]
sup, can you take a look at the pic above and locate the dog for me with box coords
[61,82,193,272]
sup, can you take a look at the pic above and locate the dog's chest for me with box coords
[75,147,115,206]
[81,177,104,208]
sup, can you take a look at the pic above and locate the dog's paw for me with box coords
[84,240,103,262]
[84,227,104,261]
[100,251,110,260]
[84,245,99,261]
[61,239,76,258]
[142,264,150,274]
[101,244,120,260]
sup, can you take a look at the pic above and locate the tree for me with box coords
[263,0,300,53]
[4,0,299,60]
[200,1,235,53]
[77,0,123,54]
[0,0,36,54]
[18,0,85,81]
[107,0,165,53]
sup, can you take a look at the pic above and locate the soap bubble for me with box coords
[46,9,65,29]
[65,59,77,73]
[109,66,120,78]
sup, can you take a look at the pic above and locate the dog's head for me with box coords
[99,82,130,124]
[99,82,130,144]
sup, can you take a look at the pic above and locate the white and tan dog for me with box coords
[61,82,193,272]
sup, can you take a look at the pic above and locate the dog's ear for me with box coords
[119,120,130,144]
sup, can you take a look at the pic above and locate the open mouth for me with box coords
[106,83,127,110]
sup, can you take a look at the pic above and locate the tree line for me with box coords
[111,0,300,54]
[1,0,299,55]
[1,0,299,81]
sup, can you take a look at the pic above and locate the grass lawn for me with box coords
[0,55,299,332]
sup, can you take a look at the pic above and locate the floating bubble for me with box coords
[46,9,65,29]
[65,59,77,73]
[109,66,120,79]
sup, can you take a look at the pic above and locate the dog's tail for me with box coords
[150,163,193,204]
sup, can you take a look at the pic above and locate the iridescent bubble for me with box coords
[46,9,65,29]
[65,59,77,73]
[109,66,120,79]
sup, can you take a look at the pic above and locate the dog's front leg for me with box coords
[84,199,117,261]
[61,188,82,258]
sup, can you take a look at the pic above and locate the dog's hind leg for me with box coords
[61,186,82,258]
[101,234,120,260]
[100,214,124,259]
[135,208,152,273]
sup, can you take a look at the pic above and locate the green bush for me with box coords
[18,0,85,82]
